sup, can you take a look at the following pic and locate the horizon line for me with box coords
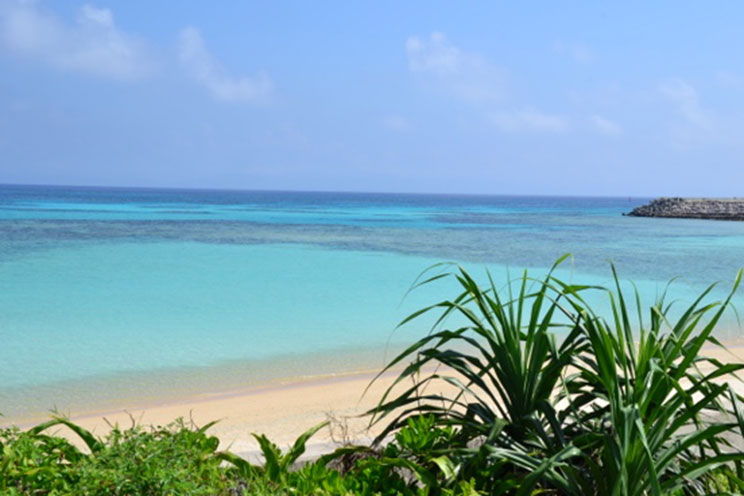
[0,181,654,200]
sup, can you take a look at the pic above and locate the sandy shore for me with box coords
[7,342,744,459]
[7,367,446,459]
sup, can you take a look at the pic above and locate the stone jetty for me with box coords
[626,197,744,220]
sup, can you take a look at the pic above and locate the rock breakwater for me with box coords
[626,197,744,220]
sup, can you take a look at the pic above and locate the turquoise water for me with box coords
[1,185,743,419]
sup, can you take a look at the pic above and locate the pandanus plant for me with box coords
[558,267,744,495]
[369,256,744,495]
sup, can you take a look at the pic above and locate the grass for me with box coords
[2,258,743,495]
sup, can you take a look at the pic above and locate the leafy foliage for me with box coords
[369,258,744,495]
[0,424,83,494]
[0,417,234,495]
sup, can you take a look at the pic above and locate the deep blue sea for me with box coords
[2,185,744,420]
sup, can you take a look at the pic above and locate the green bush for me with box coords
[370,258,744,494]
[0,424,82,494]
[0,418,235,495]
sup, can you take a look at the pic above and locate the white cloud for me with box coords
[0,1,151,80]
[179,27,273,104]
[80,5,111,27]
[405,31,506,102]
[659,79,712,130]
[590,115,622,136]
[406,31,460,75]
[489,108,568,133]
[553,41,594,63]
[656,79,741,149]
[382,115,411,132]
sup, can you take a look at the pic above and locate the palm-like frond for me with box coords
[370,258,744,495]
[559,267,744,495]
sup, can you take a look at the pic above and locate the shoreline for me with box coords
[4,340,744,455]
[4,366,428,456]
[4,367,381,426]
[7,331,743,426]
[0,343,412,426]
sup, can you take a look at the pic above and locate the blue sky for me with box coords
[1,1,743,196]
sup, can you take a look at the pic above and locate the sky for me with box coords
[1,1,743,196]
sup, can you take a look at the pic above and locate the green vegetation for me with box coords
[2,258,744,494]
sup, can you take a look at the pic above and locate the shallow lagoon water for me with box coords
[1,185,743,419]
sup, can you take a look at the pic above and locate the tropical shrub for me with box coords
[0,423,82,494]
[369,257,744,494]
[0,417,235,495]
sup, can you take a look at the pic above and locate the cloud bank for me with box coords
[178,27,273,104]
[490,108,568,133]
[590,115,622,135]
[406,31,506,102]
[0,1,151,80]
[659,79,712,130]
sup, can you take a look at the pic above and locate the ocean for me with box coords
[1,184,743,420]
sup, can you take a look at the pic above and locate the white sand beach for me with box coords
[8,341,744,460]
